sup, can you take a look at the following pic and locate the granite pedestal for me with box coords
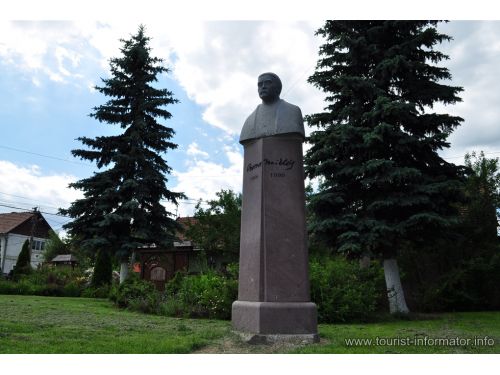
[232,134,318,343]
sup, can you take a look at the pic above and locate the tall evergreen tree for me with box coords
[61,25,184,282]
[91,248,113,287]
[12,239,31,278]
[305,21,465,313]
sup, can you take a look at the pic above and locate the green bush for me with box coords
[109,275,164,313]
[81,285,111,299]
[420,254,500,312]
[0,279,26,295]
[165,270,238,320]
[160,298,187,317]
[309,255,385,323]
[0,266,86,297]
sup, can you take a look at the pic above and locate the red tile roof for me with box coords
[0,212,35,234]
[176,216,197,226]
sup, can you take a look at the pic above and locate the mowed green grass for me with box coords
[1,294,499,353]
[292,311,500,354]
[0,295,230,353]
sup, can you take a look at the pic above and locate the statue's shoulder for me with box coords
[279,99,302,121]
[240,105,259,143]
[244,105,259,125]
[281,99,300,109]
[277,100,304,137]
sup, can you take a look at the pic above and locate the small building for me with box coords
[134,217,206,290]
[0,211,53,275]
[51,254,79,269]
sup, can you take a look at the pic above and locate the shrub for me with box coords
[0,266,86,297]
[309,255,385,323]
[160,298,187,317]
[165,270,238,320]
[0,279,26,295]
[63,281,82,297]
[81,285,111,299]
[420,254,500,312]
[109,275,164,313]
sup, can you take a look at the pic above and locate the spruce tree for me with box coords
[13,239,31,277]
[61,25,184,281]
[305,21,465,313]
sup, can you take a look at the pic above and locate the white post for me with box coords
[383,258,410,314]
[0,235,5,274]
[119,262,129,284]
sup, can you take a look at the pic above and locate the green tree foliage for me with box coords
[306,21,464,257]
[12,239,31,277]
[400,151,500,311]
[60,25,184,264]
[309,254,385,323]
[92,249,112,287]
[462,151,500,247]
[185,190,241,266]
[43,230,69,262]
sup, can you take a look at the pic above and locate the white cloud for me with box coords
[0,20,323,132]
[0,160,82,216]
[170,146,243,217]
[434,21,500,164]
[171,21,325,135]
[3,20,499,167]
[0,21,87,85]
[186,142,209,159]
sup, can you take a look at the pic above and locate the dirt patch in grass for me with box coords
[194,332,330,354]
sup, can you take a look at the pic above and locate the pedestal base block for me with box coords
[232,300,318,339]
[235,332,320,345]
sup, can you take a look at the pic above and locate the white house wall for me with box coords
[0,235,7,274]
[1,234,45,274]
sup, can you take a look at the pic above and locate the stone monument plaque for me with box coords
[232,73,318,343]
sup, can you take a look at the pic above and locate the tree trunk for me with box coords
[383,258,410,314]
[119,262,129,284]
[359,255,371,269]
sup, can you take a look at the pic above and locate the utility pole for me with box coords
[29,207,39,267]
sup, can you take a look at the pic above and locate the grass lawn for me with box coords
[1,294,499,354]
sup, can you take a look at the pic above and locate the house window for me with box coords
[31,240,45,252]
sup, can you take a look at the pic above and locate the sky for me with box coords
[2,2,500,234]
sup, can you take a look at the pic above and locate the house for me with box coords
[51,254,79,269]
[0,211,53,275]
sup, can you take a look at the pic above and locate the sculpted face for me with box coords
[258,73,281,104]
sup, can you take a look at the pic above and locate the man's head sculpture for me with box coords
[258,72,282,104]
[239,72,304,143]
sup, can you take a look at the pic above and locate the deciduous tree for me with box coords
[186,190,241,268]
